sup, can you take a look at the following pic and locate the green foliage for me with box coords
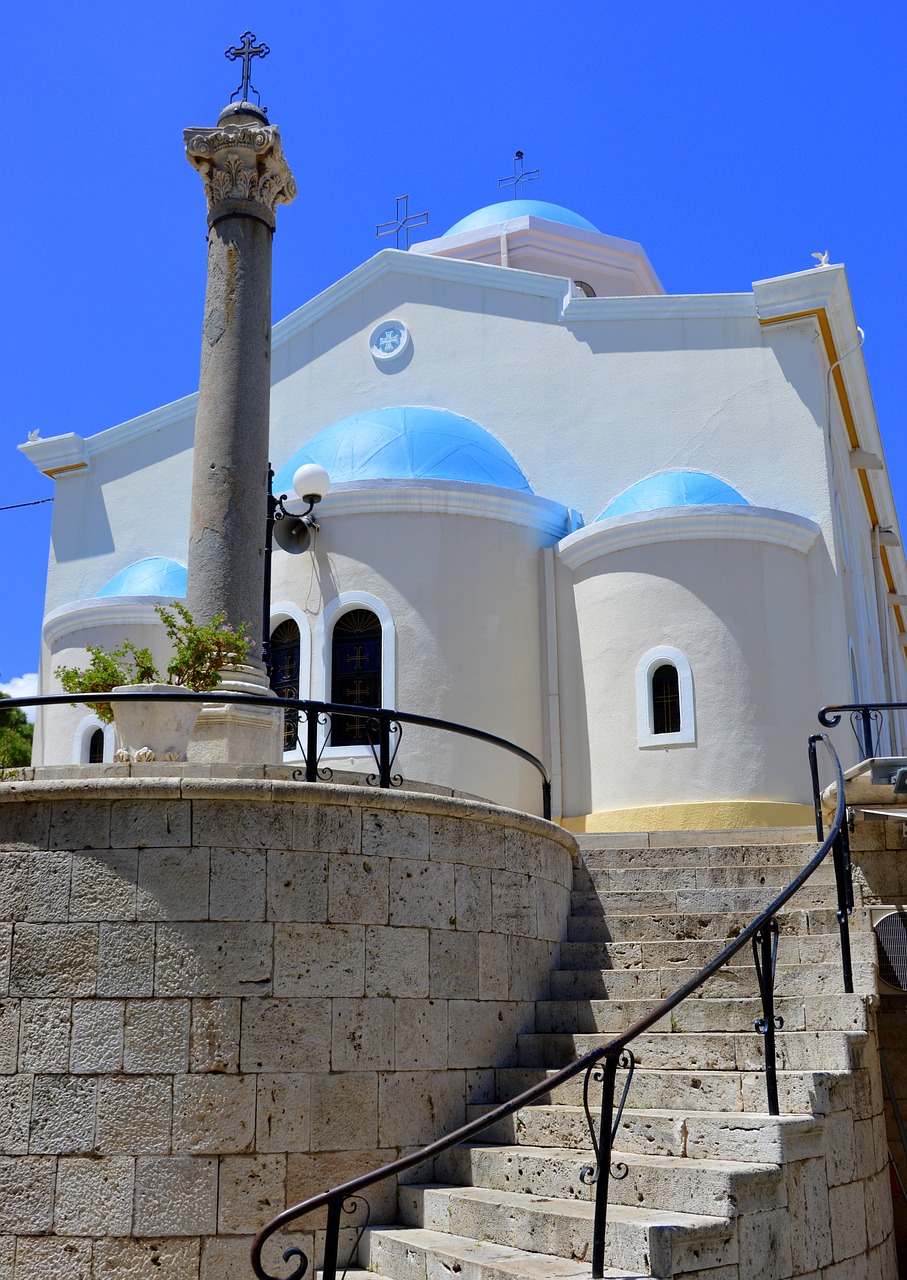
[54,604,253,724]
[0,693,34,767]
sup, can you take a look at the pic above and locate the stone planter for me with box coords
[111,683,202,762]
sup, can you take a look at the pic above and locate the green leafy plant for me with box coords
[0,692,34,768]
[55,603,252,724]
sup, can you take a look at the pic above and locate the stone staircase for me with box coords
[356,832,894,1280]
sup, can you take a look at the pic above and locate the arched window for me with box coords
[270,619,301,751]
[636,646,696,747]
[331,609,382,747]
[88,728,105,763]
[652,664,681,735]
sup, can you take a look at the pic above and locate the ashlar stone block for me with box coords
[9,923,98,997]
[362,808,427,860]
[366,925,429,998]
[453,864,492,933]
[192,800,294,851]
[287,1150,397,1227]
[0,1076,31,1154]
[0,801,51,851]
[447,1000,519,1070]
[0,1156,56,1232]
[295,802,360,854]
[0,1001,18,1073]
[256,1073,311,1153]
[273,923,363,997]
[97,923,155,997]
[96,1075,172,1154]
[124,999,190,1073]
[328,852,389,924]
[17,998,70,1071]
[0,853,28,923]
[92,1236,201,1279]
[491,868,537,937]
[393,996,449,1070]
[217,1153,287,1234]
[69,849,138,921]
[26,850,71,921]
[55,1155,134,1236]
[209,847,266,921]
[429,930,478,1000]
[377,1068,464,1147]
[309,1072,378,1150]
[49,801,112,851]
[331,996,394,1070]
[266,850,327,922]
[190,997,240,1073]
[70,998,124,1072]
[29,1073,96,1153]
[389,858,455,929]
[12,1234,92,1279]
[239,997,331,1073]
[172,1073,256,1154]
[134,1155,217,1236]
[110,798,192,848]
[155,922,272,997]
[829,1180,868,1260]
[136,847,209,921]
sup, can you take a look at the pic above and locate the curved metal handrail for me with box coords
[0,690,551,817]
[249,732,851,1280]
[819,699,907,761]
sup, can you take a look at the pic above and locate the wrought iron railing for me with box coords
[819,699,907,762]
[0,690,552,818]
[249,731,852,1280]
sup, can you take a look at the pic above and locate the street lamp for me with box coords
[262,462,331,677]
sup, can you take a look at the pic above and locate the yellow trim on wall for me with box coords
[560,800,815,834]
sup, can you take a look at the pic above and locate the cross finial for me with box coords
[376,194,429,250]
[225,31,270,108]
[498,150,539,199]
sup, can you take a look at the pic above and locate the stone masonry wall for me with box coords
[0,769,576,1279]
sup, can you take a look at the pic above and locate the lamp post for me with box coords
[262,462,331,680]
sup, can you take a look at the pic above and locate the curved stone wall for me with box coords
[0,768,575,1277]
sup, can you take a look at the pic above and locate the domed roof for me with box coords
[597,472,749,521]
[274,407,532,493]
[96,557,187,598]
[444,200,599,236]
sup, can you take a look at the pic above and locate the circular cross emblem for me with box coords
[369,319,410,362]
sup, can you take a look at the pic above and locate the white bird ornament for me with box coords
[811,250,830,267]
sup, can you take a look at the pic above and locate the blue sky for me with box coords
[2,1,904,693]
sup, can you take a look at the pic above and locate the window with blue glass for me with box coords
[331,609,382,747]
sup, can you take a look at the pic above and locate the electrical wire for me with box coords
[0,498,53,511]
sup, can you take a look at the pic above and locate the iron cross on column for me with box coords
[225,31,270,106]
[498,151,539,198]
[376,195,429,249]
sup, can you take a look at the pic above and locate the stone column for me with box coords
[183,103,297,763]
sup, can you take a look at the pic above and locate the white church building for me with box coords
[21,197,907,833]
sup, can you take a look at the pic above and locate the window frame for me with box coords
[635,646,696,748]
[72,715,115,764]
[313,592,396,761]
[268,602,312,762]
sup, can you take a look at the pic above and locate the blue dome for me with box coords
[275,407,532,493]
[445,200,599,236]
[97,557,187,598]
[597,472,749,521]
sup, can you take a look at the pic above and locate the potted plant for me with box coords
[56,603,252,762]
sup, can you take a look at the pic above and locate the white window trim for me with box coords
[72,715,116,764]
[636,646,696,748]
[313,591,396,761]
[269,601,313,763]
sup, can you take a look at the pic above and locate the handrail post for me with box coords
[322,1197,342,1280]
[858,707,874,761]
[833,826,855,994]
[378,713,391,789]
[752,921,781,1116]
[807,735,824,841]
[591,1051,619,1279]
[305,707,319,783]
[542,779,552,821]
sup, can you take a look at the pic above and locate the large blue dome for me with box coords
[275,407,532,493]
[445,200,599,236]
[96,557,187,598]
[597,472,749,521]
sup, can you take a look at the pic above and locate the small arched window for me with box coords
[88,728,105,763]
[636,646,696,747]
[652,664,681,735]
[331,609,382,747]
[270,619,301,751]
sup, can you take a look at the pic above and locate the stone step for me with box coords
[397,1183,734,1279]
[557,933,876,972]
[574,864,836,893]
[466,1104,823,1164]
[533,993,869,1035]
[491,1066,847,1115]
[565,906,865,943]
[575,842,818,870]
[516,1029,865,1073]
[569,886,837,916]
[548,962,871,1002]
[360,1225,644,1280]
[435,1143,782,1220]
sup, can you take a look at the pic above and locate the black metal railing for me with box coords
[0,690,552,818]
[819,699,907,762]
[249,731,853,1280]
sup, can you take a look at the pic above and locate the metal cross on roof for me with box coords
[498,151,539,199]
[376,195,429,250]
[225,31,270,107]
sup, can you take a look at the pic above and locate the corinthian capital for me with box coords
[184,122,297,225]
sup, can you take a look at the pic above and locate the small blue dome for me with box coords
[597,472,749,521]
[275,407,532,493]
[445,200,599,236]
[97,557,187,598]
